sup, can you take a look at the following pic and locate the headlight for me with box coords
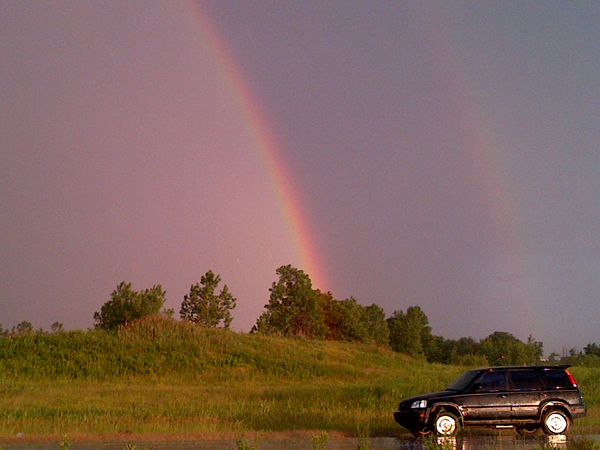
[411,399,427,409]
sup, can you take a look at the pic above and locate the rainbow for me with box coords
[420,4,536,330]
[178,3,534,327]
[179,1,329,292]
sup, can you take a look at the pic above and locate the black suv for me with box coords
[394,365,586,437]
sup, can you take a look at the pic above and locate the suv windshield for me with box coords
[446,370,480,391]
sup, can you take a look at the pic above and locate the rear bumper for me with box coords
[571,403,587,419]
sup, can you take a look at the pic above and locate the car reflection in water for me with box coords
[393,434,571,450]
[0,435,590,450]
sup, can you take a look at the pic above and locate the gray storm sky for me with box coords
[2,1,599,355]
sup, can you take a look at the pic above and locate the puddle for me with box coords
[0,435,596,450]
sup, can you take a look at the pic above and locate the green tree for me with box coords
[14,320,34,335]
[254,265,325,338]
[477,331,542,366]
[180,270,236,328]
[387,306,431,358]
[548,351,561,364]
[478,331,518,365]
[318,293,389,345]
[429,336,487,365]
[321,295,368,342]
[363,303,390,345]
[524,335,544,365]
[94,281,166,331]
[584,342,600,357]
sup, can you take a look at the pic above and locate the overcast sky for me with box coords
[2,1,599,355]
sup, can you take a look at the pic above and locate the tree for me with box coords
[180,270,236,328]
[477,331,542,366]
[291,290,388,344]
[94,281,166,331]
[524,335,544,365]
[363,303,390,345]
[254,265,325,338]
[321,295,368,342]
[50,322,64,333]
[426,335,486,365]
[548,352,561,364]
[387,306,431,358]
[584,342,600,357]
[14,320,34,335]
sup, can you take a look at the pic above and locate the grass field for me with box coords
[0,316,598,442]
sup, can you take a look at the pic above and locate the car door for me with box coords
[509,369,546,420]
[460,370,512,422]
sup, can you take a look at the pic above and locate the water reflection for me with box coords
[393,434,572,450]
[0,435,595,450]
[547,435,568,449]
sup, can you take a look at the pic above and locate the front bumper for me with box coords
[394,408,428,431]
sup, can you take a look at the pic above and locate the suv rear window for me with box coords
[543,369,574,389]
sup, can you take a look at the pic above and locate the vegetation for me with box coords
[0,316,598,442]
[180,270,236,328]
[249,265,546,365]
[0,317,444,437]
[387,306,431,357]
[254,264,325,338]
[93,281,166,331]
[558,344,600,368]
[1,264,591,367]
[2,263,600,444]
[253,265,389,345]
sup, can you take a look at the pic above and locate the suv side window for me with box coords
[475,371,507,392]
[510,370,542,390]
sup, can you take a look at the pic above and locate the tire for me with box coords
[409,427,431,438]
[433,411,461,437]
[516,425,539,437]
[542,410,570,435]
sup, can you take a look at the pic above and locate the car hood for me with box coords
[400,390,456,405]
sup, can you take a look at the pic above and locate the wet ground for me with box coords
[0,435,596,450]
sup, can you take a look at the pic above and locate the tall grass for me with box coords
[0,316,598,438]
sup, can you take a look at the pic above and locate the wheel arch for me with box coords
[539,401,573,422]
[427,403,464,426]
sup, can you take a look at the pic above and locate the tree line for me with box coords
[87,264,558,366]
[2,264,596,367]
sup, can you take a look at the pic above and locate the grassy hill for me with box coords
[0,315,598,439]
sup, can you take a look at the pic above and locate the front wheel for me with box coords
[516,425,539,437]
[433,411,461,437]
[409,427,431,438]
[542,410,570,435]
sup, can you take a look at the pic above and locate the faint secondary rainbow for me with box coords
[181,1,329,291]
[414,3,536,328]
[415,3,523,251]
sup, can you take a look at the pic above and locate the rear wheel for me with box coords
[433,411,461,437]
[542,410,570,435]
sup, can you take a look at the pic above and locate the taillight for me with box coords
[565,369,578,388]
